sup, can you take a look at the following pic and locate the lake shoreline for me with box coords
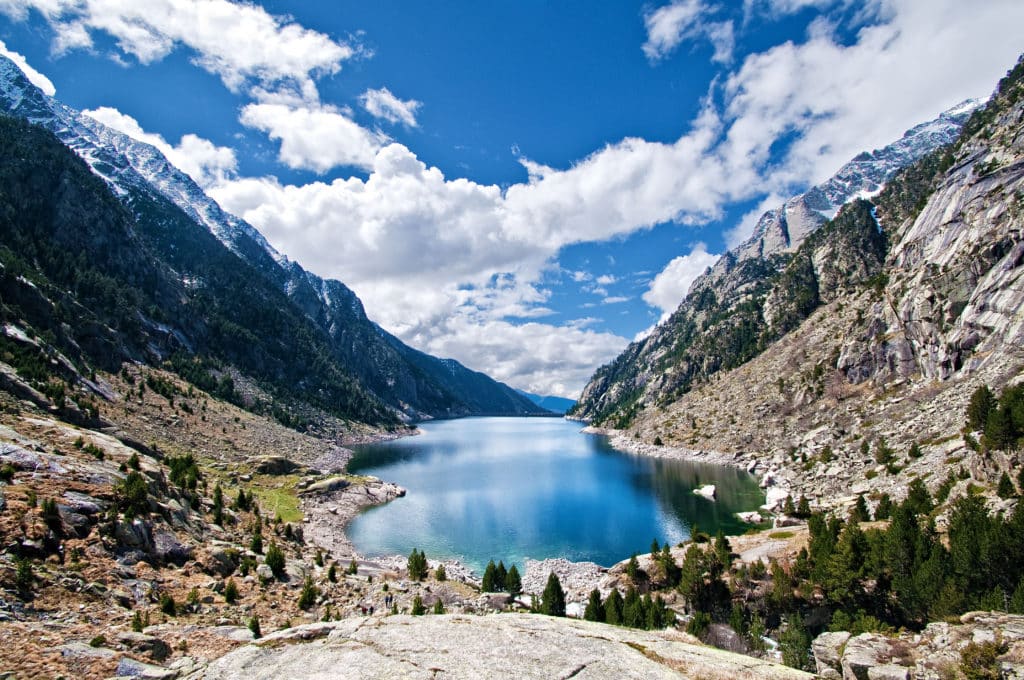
[304,417,779,594]
[581,424,795,520]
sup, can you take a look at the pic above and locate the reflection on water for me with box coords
[346,417,763,572]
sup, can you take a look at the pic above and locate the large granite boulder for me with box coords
[186,614,813,679]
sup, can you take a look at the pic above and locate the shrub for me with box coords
[14,558,33,591]
[131,610,144,632]
[224,579,239,604]
[248,615,262,639]
[960,638,1008,680]
[264,543,286,579]
[89,634,106,648]
[114,471,150,519]
[297,577,319,610]
[159,593,176,616]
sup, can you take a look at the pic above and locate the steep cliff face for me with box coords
[577,57,1024,510]
[0,55,545,422]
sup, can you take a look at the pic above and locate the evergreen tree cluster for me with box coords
[481,559,522,596]
[583,586,673,630]
[966,384,1024,451]
[766,490,1024,665]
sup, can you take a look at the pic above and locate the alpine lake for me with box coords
[346,417,765,573]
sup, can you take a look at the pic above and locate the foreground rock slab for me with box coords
[187,614,812,680]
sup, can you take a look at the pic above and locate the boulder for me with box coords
[115,519,153,552]
[116,656,179,679]
[151,529,192,566]
[190,614,814,680]
[301,476,350,495]
[117,631,172,661]
[693,484,716,500]
[254,456,302,475]
[841,633,894,680]
[200,548,238,577]
[866,665,909,680]
[813,630,851,677]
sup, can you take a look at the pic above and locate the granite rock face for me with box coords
[187,614,814,680]
[812,612,1024,680]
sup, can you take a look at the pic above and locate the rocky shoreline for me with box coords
[582,425,797,517]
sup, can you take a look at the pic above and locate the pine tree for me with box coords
[904,477,934,516]
[749,614,766,653]
[851,493,870,522]
[248,615,262,639]
[714,529,732,566]
[584,588,604,622]
[435,563,447,581]
[541,572,566,617]
[985,407,1015,450]
[626,553,639,581]
[622,586,643,628]
[327,563,337,583]
[265,543,285,579]
[297,576,319,610]
[407,549,427,581]
[875,493,893,520]
[796,495,811,518]
[783,495,796,516]
[506,564,522,598]
[433,599,445,614]
[495,561,507,591]
[651,538,660,555]
[660,543,681,587]
[998,472,1016,498]
[967,385,996,431]
[482,560,497,592]
[411,595,425,615]
[603,588,623,625]
[224,578,239,604]
[780,613,811,670]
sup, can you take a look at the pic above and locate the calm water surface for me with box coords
[347,417,763,572]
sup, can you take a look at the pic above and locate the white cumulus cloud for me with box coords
[0,39,55,95]
[83,106,236,187]
[360,87,422,127]
[239,102,387,173]
[642,0,734,64]
[643,243,720,320]
[0,0,354,101]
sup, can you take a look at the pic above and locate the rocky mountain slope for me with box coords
[571,98,980,427]
[0,54,546,423]
[573,56,1024,511]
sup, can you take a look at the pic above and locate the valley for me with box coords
[0,5,1020,678]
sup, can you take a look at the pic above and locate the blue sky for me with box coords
[0,1,1021,397]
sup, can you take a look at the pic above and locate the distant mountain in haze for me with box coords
[516,390,575,415]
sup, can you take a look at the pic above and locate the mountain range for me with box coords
[0,54,549,426]
[571,94,983,426]
[572,56,1024,512]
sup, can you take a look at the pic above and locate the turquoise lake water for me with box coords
[346,417,764,573]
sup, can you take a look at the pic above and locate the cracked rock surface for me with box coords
[187,614,813,679]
